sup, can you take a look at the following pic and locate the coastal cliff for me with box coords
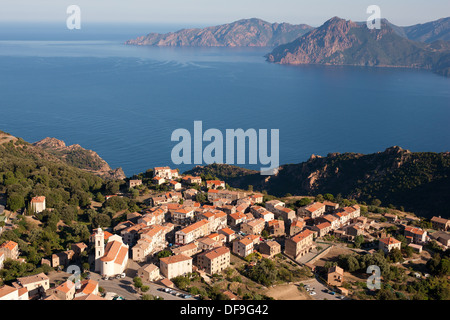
[266,17,450,76]
[33,137,125,180]
[125,18,313,47]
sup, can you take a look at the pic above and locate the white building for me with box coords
[31,196,46,214]
[132,225,168,262]
[0,285,28,300]
[159,254,192,279]
[94,228,129,277]
[154,167,179,180]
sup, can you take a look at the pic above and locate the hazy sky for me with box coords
[0,0,448,27]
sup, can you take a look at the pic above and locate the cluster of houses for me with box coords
[151,166,181,189]
[1,164,450,300]
[0,239,101,300]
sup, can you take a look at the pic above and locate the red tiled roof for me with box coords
[80,279,98,295]
[201,211,215,219]
[431,216,449,224]
[405,226,425,235]
[0,240,18,251]
[154,166,171,170]
[239,238,253,246]
[0,285,17,298]
[379,237,401,245]
[31,196,46,203]
[291,229,314,243]
[100,241,122,262]
[179,220,209,234]
[305,202,325,213]
[219,228,235,235]
[315,222,331,230]
[202,246,230,260]
[56,280,74,294]
[230,212,246,220]
[160,254,192,265]
[115,247,128,265]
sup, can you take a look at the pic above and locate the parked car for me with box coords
[329,291,336,295]
[183,295,192,299]
[309,291,316,295]
[120,273,126,278]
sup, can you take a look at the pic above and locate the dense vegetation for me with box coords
[48,147,106,171]
[335,248,450,300]
[0,139,105,212]
[0,136,129,284]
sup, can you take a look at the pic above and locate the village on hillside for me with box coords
[0,166,449,301]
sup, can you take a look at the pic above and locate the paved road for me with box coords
[91,273,195,301]
[301,277,344,301]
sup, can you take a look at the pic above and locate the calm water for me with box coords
[0,25,449,176]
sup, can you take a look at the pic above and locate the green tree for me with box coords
[7,193,25,212]
[261,229,270,239]
[105,181,120,195]
[172,275,191,290]
[92,214,111,228]
[95,192,105,203]
[157,250,173,260]
[354,235,364,248]
[296,198,312,207]
[133,277,143,288]
[371,199,382,207]
[315,194,324,202]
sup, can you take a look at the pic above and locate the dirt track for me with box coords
[266,283,312,300]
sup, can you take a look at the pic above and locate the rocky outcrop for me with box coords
[267,17,450,76]
[267,17,360,64]
[125,18,313,47]
[33,137,125,180]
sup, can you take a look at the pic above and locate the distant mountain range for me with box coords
[125,18,314,47]
[266,17,450,76]
[126,16,450,76]
[186,146,450,219]
[394,17,450,43]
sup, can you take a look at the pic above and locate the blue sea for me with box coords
[0,23,449,176]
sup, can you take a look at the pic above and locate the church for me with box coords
[93,228,129,277]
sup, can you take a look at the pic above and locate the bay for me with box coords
[0,26,449,176]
